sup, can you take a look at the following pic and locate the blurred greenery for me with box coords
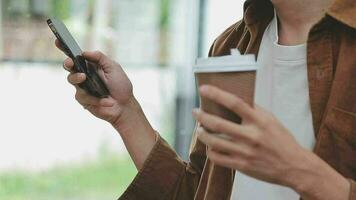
[0,0,176,197]
[51,0,70,20]
[159,0,170,30]
[0,152,136,200]
[1,0,68,20]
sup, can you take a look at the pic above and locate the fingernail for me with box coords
[79,73,86,80]
[196,127,204,133]
[192,108,199,116]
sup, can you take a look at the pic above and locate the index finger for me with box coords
[199,85,257,121]
[55,39,65,52]
[54,39,70,56]
[192,109,252,141]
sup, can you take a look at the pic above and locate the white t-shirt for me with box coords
[230,13,316,200]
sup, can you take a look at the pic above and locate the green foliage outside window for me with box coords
[51,0,70,20]
[1,0,71,20]
[160,0,170,30]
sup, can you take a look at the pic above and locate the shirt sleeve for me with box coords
[118,130,207,200]
[117,26,242,199]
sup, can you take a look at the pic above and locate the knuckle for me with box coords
[259,110,274,123]
[200,115,209,125]
[208,87,217,96]
[196,112,203,121]
[94,50,104,56]
[77,88,88,97]
[204,88,216,100]
[244,150,256,161]
[259,116,270,128]
[269,115,279,124]
[67,74,73,83]
[207,153,213,161]
[75,92,81,101]
[237,160,249,171]
[197,130,205,140]
[95,50,106,61]
[207,149,216,160]
[64,58,73,66]
[209,138,219,148]
[249,133,263,147]
[211,121,222,131]
[113,60,122,68]
[75,89,87,101]
[196,127,203,134]
[230,99,242,111]
[69,74,82,84]
[200,127,209,135]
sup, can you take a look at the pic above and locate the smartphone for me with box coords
[47,17,110,98]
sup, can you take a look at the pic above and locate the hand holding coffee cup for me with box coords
[194,49,257,138]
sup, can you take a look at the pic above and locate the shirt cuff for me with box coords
[118,135,185,200]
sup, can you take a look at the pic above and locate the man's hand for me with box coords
[193,85,350,200]
[56,39,134,125]
[55,40,156,169]
[63,50,133,125]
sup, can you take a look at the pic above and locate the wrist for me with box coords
[110,96,157,169]
[288,150,350,200]
[111,96,140,129]
[111,96,154,135]
[288,150,322,197]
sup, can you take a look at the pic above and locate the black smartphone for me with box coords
[47,17,110,98]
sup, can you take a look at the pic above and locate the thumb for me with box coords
[82,51,108,66]
[82,51,115,73]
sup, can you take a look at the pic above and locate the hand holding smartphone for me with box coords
[47,18,110,98]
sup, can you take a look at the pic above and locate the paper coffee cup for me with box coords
[194,51,257,124]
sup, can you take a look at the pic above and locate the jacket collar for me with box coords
[328,0,356,29]
[242,0,356,29]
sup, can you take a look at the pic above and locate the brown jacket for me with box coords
[119,0,356,199]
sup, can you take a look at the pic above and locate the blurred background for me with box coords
[0,0,243,199]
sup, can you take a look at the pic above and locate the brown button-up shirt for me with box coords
[119,0,356,199]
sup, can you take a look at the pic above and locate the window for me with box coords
[0,0,246,199]
[0,0,194,199]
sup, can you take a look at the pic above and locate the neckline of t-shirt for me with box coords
[266,11,307,62]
